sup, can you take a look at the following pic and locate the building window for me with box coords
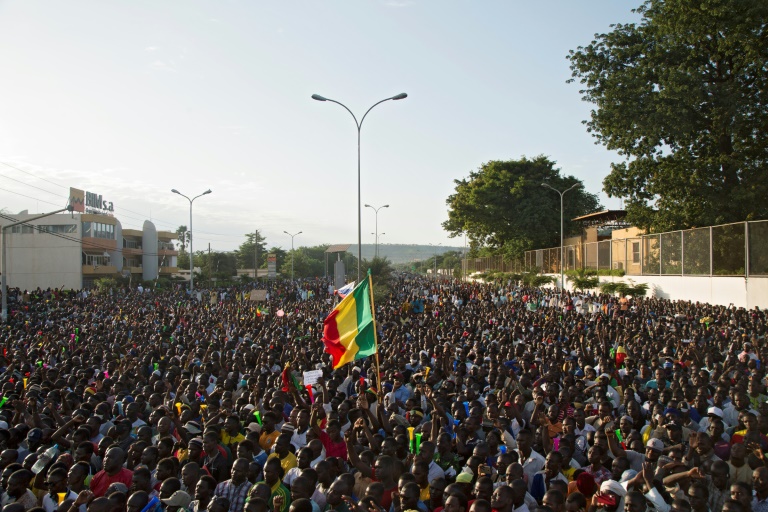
[37,224,77,234]
[82,253,111,267]
[10,225,34,234]
[632,242,641,264]
[82,222,115,239]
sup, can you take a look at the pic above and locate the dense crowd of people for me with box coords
[0,274,766,512]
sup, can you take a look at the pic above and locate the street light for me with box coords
[283,230,302,281]
[429,243,442,280]
[541,182,580,290]
[364,204,389,258]
[312,92,407,281]
[370,232,386,254]
[2,205,74,322]
[171,188,212,293]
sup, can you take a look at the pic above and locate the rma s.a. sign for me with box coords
[86,191,114,212]
[69,187,115,214]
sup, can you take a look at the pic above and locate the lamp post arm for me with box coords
[324,99,360,129]
[359,97,397,129]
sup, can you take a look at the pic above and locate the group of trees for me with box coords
[173,228,362,282]
[446,0,767,260]
[396,250,465,279]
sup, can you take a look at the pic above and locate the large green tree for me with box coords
[235,231,268,269]
[285,245,329,278]
[568,0,768,232]
[443,156,601,258]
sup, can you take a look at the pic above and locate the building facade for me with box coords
[0,211,178,290]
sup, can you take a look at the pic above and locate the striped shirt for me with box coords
[214,479,252,512]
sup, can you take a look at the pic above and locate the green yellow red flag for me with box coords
[322,273,377,369]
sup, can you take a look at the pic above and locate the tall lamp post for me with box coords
[284,231,302,281]
[370,232,386,255]
[541,182,580,290]
[171,188,212,293]
[429,243,442,280]
[312,93,407,281]
[364,204,389,258]
[2,205,74,322]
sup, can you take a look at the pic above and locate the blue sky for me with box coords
[0,1,639,252]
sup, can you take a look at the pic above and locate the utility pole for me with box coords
[254,230,259,280]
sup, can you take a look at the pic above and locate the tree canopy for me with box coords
[568,0,768,232]
[442,156,601,258]
[235,231,268,270]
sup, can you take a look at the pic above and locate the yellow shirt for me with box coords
[267,451,297,474]
[221,431,245,448]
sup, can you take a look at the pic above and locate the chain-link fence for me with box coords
[749,220,768,276]
[462,255,525,276]
[472,220,768,278]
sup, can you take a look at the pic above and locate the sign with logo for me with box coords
[69,188,85,213]
[70,187,115,215]
[267,254,277,279]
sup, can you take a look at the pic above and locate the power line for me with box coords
[0,185,230,238]
[0,161,68,189]
[0,172,256,243]
[0,173,63,197]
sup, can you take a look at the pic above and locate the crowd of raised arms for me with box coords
[0,274,766,512]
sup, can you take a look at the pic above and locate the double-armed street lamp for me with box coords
[429,243,442,280]
[312,93,407,281]
[171,188,212,293]
[284,230,302,281]
[365,204,389,258]
[541,182,580,290]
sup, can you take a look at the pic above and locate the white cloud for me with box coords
[145,46,158,52]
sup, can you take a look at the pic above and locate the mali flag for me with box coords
[615,345,627,367]
[322,273,378,369]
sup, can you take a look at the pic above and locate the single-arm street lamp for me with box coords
[171,188,212,293]
[541,182,580,290]
[312,93,407,281]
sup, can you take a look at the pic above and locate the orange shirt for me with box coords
[259,429,280,452]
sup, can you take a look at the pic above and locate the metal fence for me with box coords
[463,220,768,277]
[462,255,525,277]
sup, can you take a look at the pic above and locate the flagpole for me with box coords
[366,271,382,394]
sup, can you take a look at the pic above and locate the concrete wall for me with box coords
[553,273,768,309]
[1,214,83,291]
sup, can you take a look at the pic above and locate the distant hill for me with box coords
[347,244,464,264]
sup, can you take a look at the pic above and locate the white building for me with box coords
[0,211,178,290]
